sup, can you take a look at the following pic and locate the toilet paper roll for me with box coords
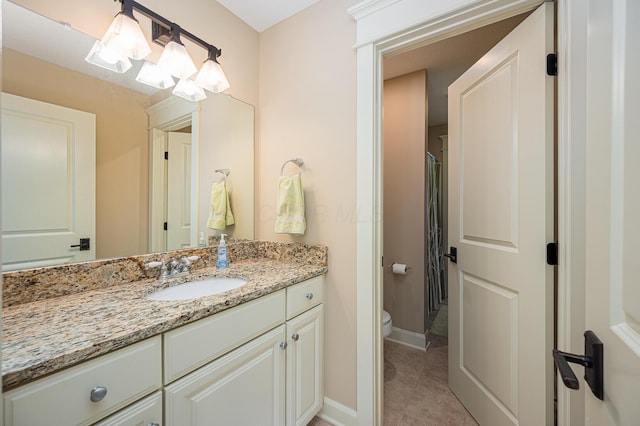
[392,263,408,275]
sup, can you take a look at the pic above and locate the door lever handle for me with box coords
[552,330,603,400]
[70,238,91,251]
[444,247,457,263]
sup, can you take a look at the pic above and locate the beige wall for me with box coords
[3,49,152,258]
[258,0,359,409]
[383,71,427,334]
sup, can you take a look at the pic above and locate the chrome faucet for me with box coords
[145,255,200,279]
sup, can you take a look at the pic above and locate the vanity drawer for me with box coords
[163,289,286,384]
[286,275,324,320]
[4,336,162,426]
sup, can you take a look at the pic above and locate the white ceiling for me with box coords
[216,0,322,32]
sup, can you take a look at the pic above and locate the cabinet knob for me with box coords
[305,292,314,300]
[279,342,288,350]
[90,386,108,402]
[291,333,300,342]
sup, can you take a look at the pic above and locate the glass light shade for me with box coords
[158,41,198,79]
[173,78,207,102]
[85,40,132,73]
[195,60,230,93]
[136,61,175,89]
[101,13,151,60]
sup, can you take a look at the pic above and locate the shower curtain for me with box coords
[426,152,446,313]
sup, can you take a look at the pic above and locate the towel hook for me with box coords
[280,158,304,176]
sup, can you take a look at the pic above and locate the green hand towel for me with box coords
[274,173,306,234]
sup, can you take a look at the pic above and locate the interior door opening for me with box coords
[380,7,557,424]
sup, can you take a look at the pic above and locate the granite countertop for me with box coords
[2,258,327,391]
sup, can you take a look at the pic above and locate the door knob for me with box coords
[552,330,603,400]
[444,247,457,263]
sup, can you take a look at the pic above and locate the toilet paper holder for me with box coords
[388,262,412,270]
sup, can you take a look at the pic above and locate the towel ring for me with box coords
[280,158,304,176]
[214,169,230,182]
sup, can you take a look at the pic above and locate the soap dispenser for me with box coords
[216,234,229,268]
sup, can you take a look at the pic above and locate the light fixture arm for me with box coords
[118,0,222,59]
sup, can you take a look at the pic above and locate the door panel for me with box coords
[1,93,96,270]
[167,131,192,250]
[448,4,554,425]
[583,0,640,422]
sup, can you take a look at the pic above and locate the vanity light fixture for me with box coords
[195,48,231,93]
[135,61,175,89]
[85,0,150,73]
[86,0,229,100]
[172,78,207,102]
[156,25,198,79]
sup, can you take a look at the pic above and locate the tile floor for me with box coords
[310,302,475,425]
[383,335,477,425]
[308,334,477,425]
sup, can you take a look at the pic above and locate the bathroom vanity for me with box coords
[2,241,327,426]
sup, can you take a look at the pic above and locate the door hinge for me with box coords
[164,151,169,160]
[546,53,558,76]
[163,222,168,231]
[547,242,558,265]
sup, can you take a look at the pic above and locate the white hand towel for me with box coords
[207,181,235,230]
[274,173,306,234]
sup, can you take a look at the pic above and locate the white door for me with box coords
[579,0,640,423]
[167,131,192,250]
[1,93,96,270]
[448,4,554,425]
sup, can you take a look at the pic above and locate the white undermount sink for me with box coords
[146,277,248,301]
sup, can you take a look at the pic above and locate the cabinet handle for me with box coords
[291,333,300,342]
[147,423,160,426]
[279,342,288,349]
[90,386,108,402]
[305,292,314,300]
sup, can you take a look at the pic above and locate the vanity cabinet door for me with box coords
[165,325,286,426]
[286,304,324,426]
[94,391,163,426]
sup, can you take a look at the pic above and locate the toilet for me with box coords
[383,310,393,338]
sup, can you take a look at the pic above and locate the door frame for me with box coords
[349,0,586,424]
[146,97,200,252]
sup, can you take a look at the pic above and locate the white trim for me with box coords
[317,397,358,426]
[556,0,588,424]
[347,0,401,21]
[349,0,542,48]
[385,328,427,350]
[355,41,384,426]
[352,1,553,424]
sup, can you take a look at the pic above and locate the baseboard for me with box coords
[385,326,427,350]
[317,396,358,426]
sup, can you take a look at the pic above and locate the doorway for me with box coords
[147,97,200,253]
[350,1,551,424]
[380,13,529,423]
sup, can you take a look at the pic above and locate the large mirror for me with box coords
[1,0,255,271]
